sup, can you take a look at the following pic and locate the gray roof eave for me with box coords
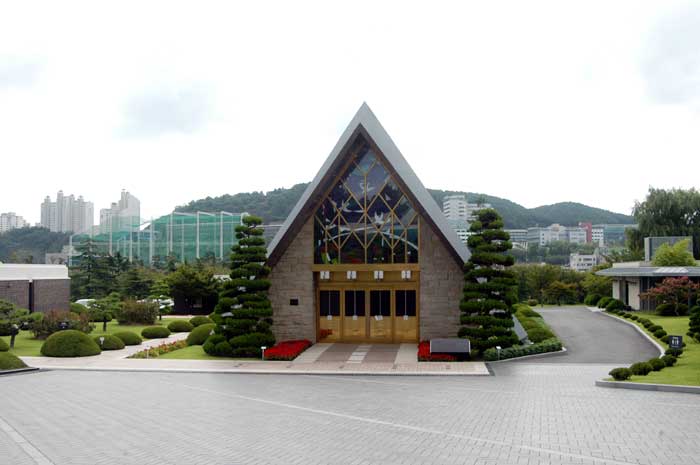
[596,267,700,278]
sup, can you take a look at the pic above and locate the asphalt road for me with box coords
[513,306,661,364]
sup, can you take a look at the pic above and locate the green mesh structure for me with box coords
[70,212,245,266]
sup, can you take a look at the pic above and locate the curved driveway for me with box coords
[510,306,661,364]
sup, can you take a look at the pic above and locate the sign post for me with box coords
[668,335,683,350]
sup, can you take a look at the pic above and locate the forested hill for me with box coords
[0,227,70,264]
[177,184,634,228]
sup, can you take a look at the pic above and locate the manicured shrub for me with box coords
[40,330,101,357]
[70,302,88,315]
[31,310,93,339]
[526,299,538,306]
[648,358,666,371]
[660,335,670,344]
[167,320,194,332]
[597,296,613,308]
[527,327,555,343]
[661,354,677,367]
[0,352,27,370]
[689,306,700,335]
[93,334,125,350]
[653,329,667,338]
[0,338,8,351]
[630,315,639,321]
[482,338,562,361]
[141,326,171,339]
[584,294,601,306]
[656,303,677,316]
[228,332,276,357]
[203,334,234,357]
[605,299,625,311]
[189,316,213,327]
[117,300,159,325]
[264,340,313,360]
[665,348,683,357]
[609,367,632,381]
[113,331,142,346]
[640,319,653,328]
[621,313,632,318]
[647,324,662,332]
[676,303,689,316]
[186,323,215,346]
[629,362,653,376]
[516,306,542,318]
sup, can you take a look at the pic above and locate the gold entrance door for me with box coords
[342,290,366,341]
[369,290,392,342]
[394,289,418,342]
[318,290,341,342]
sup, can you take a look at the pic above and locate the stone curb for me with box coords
[31,367,491,376]
[597,311,665,356]
[596,379,700,395]
[0,367,40,376]
[486,346,567,363]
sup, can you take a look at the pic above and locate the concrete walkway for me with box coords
[20,341,489,376]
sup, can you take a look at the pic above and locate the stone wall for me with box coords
[268,218,316,342]
[32,279,70,312]
[0,280,30,309]
[419,221,464,340]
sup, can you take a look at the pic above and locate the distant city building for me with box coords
[40,191,94,233]
[505,229,527,243]
[569,252,599,272]
[591,223,638,247]
[99,190,141,234]
[0,212,28,233]
[447,218,471,244]
[442,194,491,222]
[592,225,604,246]
[578,222,593,243]
[527,224,587,246]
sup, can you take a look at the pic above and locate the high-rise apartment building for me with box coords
[40,191,94,233]
[0,212,28,233]
[99,190,141,234]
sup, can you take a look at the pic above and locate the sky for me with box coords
[1,1,700,225]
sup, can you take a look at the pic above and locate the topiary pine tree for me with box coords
[205,215,275,357]
[458,208,519,354]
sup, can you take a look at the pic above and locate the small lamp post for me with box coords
[9,324,19,349]
[496,345,502,361]
[102,314,108,332]
[99,336,105,348]
[261,346,267,360]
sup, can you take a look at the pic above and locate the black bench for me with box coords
[430,338,471,360]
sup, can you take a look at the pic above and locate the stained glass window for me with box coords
[313,135,420,264]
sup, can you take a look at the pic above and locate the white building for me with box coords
[569,253,598,272]
[0,212,28,233]
[567,227,588,244]
[99,190,141,234]
[447,218,471,244]
[528,224,588,246]
[40,191,94,233]
[442,194,491,222]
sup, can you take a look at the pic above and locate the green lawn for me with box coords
[0,318,180,357]
[158,344,252,361]
[623,313,700,386]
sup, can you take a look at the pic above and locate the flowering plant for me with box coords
[128,340,187,358]
[264,339,312,361]
[417,341,457,362]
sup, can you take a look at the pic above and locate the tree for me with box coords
[70,238,116,300]
[207,216,275,358]
[641,277,699,315]
[458,209,519,354]
[652,239,696,266]
[543,281,578,305]
[165,263,219,311]
[117,266,154,299]
[525,264,560,304]
[581,272,612,297]
[634,187,700,258]
[149,279,172,320]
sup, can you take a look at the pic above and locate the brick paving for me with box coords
[2,364,700,465]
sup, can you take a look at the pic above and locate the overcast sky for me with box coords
[2,1,700,225]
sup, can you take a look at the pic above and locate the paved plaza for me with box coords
[1,307,699,465]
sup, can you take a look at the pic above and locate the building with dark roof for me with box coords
[266,103,469,343]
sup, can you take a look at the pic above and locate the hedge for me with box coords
[186,324,216,346]
[609,367,632,381]
[526,327,555,343]
[203,334,233,357]
[93,334,125,350]
[605,299,625,311]
[648,358,666,371]
[584,294,601,306]
[526,299,538,306]
[0,352,27,370]
[167,320,194,333]
[189,316,214,327]
[629,362,653,376]
[141,326,171,339]
[0,338,8,352]
[483,338,562,361]
[653,329,667,338]
[40,330,101,357]
[113,331,142,346]
[597,297,613,308]
[661,354,677,367]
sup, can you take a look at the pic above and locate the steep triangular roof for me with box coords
[266,103,470,267]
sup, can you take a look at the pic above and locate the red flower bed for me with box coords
[417,341,458,362]
[264,340,313,361]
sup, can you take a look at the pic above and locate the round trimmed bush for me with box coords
[93,334,125,350]
[648,358,666,371]
[0,352,27,370]
[621,313,632,318]
[665,348,683,357]
[527,327,555,343]
[0,338,9,352]
[629,362,653,376]
[605,299,625,311]
[676,303,689,316]
[189,316,213,327]
[40,330,101,357]
[656,303,676,316]
[641,320,654,328]
[660,335,670,344]
[661,354,677,367]
[167,320,194,333]
[187,323,216,346]
[141,326,171,339]
[203,334,233,356]
[526,299,538,306]
[653,329,667,338]
[630,315,639,321]
[584,294,601,306]
[113,331,142,346]
[597,296,613,308]
[609,367,632,381]
[648,325,662,332]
